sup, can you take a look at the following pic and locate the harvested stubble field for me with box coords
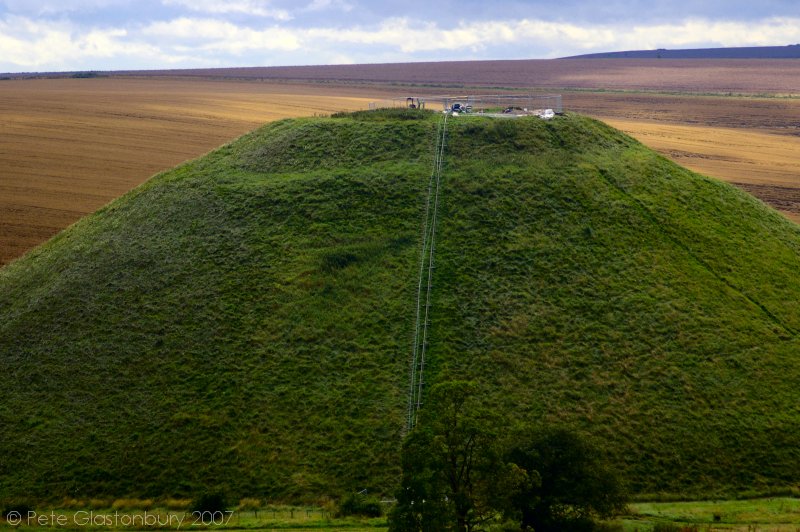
[0,78,372,265]
[603,120,800,219]
[565,91,800,223]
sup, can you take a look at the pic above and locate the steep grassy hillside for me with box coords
[0,110,436,502]
[3,109,800,503]
[430,116,800,497]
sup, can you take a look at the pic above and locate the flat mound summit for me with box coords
[3,109,800,503]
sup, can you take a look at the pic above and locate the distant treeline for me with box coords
[565,44,800,59]
[71,71,101,78]
[0,71,104,79]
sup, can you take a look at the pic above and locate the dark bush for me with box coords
[504,428,626,532]
[190,491,227,513]
[338,493,383,517]
[3,502,33,519]
[321,251,359,271]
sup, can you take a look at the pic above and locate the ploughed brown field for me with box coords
[116,58,800,95]
[2,58,799,264]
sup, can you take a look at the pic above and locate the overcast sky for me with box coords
[1,0,799,72]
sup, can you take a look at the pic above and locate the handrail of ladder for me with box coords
[406,112,448,431]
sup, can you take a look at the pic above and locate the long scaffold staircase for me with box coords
[406,113,448,432]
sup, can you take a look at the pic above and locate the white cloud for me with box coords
[619,18,800,50]
[142,17,300,52]
[161,0,292,20]
[3,13,800,71]
[0,15,193,69]
[303,16,800,56]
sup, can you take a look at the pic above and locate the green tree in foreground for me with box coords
[389,381,509,532]
[389,381,626,532]
[504,428,627,531]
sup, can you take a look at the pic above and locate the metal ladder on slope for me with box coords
[406,113,448,432]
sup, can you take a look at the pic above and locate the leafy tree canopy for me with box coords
[389,381,626,532]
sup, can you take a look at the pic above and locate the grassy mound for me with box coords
[2,109,800,503]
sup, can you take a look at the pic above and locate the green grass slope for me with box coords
[430,116,800,497]
[0,110,435,502]
[2,109,800,503]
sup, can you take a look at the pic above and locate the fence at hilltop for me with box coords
[369,94,563,115]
